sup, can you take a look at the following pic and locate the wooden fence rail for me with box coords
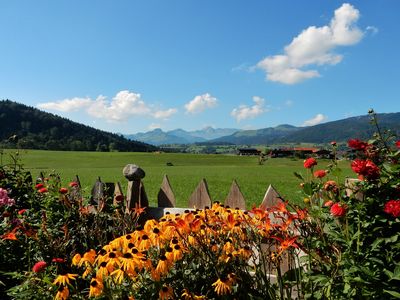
[83,164,284,219]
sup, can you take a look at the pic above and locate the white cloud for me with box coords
[302,114,328,126]
[152,108,178,120]
[37,97,92,112]
[231,96,269,122]
[257,3,364,84]
[184,93,218,114]
[37,90,177,122]
[366,26,378,35]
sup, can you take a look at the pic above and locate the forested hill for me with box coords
[0,100,157,152]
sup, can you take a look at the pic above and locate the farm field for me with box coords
[1,149,354,208]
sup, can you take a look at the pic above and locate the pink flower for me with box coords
[384,200,400,218]
[351,159,380,180]
[69,182,79,188]
[348,139,369,151]
[38,187,48,193]
[330,203,347,217]
[32,261,47,273]
[323,200,333,207]
[304,158,317,169]
[313,170,327,178]
[330,141,337,146]
[59,187,68,194]
[35,183,44,189]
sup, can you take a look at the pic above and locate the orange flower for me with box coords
[2,232,17,241]
[89,277,104,297]
[55,285,69,300]
[133,202,146,216]
[159,285,174,300]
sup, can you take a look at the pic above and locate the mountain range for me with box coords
[127,113,400,146]
[125,127,239,145]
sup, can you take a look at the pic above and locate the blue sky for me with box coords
[1,1,399,134]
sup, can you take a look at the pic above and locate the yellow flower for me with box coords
[212,277,232,295]
[71,253,81,266]
[89,277,104,298]
[159,285,173,300]
[55,285,69,300]
[53,273,77,286]
[80,249,96,266]
[110,269,125,284]
[155,255,169,277]
[181,288,207,300]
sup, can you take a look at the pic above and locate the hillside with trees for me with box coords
[0,100,157,152]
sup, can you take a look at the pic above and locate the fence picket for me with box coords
[260,184,283,209]
[188,178,212,209]
[224,180,246,209]
[158,175,176,207]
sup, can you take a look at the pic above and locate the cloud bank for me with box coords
[302,114,328,126]
[184,93,218,114]
[37,90,177,122]
[231,96,269,122]
[257,3,364,84]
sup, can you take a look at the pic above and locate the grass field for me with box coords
[1,149,354,208]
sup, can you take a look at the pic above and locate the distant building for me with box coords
[269,147,333,159]
[237,148,261,156]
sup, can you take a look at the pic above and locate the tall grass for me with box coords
[2,149,353,208]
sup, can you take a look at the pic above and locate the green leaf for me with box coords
[293,171,304,181]
[384,289,400,298]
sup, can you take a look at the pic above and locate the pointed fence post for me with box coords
[224,180,246,209]
[158,175,176,207]
[113,182,124,206]
[345,178,364,201]
[123,164,148,214]
[69,175,82,205]
[260,184,283,210]
[188,178,212,209]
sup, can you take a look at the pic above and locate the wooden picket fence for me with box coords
[76,164,285,219]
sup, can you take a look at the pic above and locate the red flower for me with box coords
[348,139,369,151]
[69,182,79,188]
[330,141,337,146]
[59,187,68,194]
[304,158,317,169]
[18,209,27,215]
[32,261,47,273]
[52,258,65,263]
[330,203,347,217]
[396,141,400,149]
[351,159,380,180]
[384,200,400,218]
[38,187,48,193]
[313,169,326,178]
[35,183,44,189]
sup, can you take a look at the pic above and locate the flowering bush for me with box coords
[66,202,304,299]
[296,111,400,299]
[0,153,142,299]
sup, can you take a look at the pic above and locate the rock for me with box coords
[123,164,145,181]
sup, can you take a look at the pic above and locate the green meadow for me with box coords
[2,149,353,208]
